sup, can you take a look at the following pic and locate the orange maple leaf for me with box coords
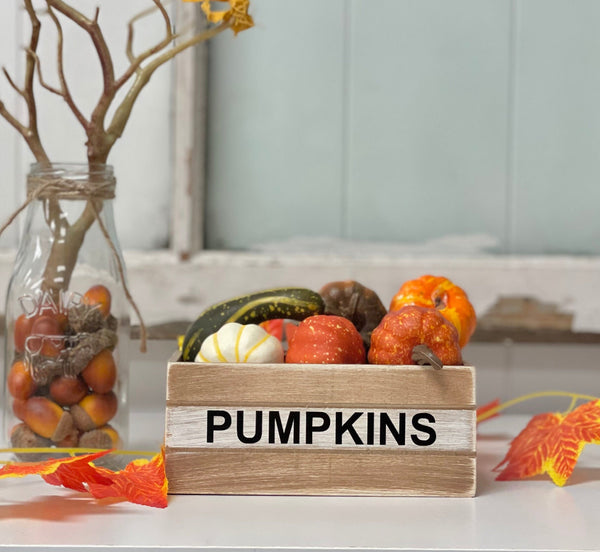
[41,455,115,493]
[495,399,600,486]
[0,450,111,482]
[89,449,168,508]
[0,449,168,508]
[476,398,501,424]
[260,319,284,341]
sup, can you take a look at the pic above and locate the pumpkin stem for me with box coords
[411,345,443,370]
[433,291,448,309]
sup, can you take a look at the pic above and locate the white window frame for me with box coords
[2,5,600,338]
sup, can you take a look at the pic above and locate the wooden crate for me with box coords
[165,357,476,497]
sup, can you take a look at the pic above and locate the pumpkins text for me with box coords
[205,408,437,448]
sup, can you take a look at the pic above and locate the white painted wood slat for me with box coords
[166,405,475,451]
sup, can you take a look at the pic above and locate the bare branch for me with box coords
[119,0,176,87]
[126,1,170,64]
[107,21,230,148]
[22,0,50,163]
[27,48,62,95]
[44,0,118,162]
[0,100,28,136]
[2,67,26,98]
[44,3,89,129]
[45,0,115,94]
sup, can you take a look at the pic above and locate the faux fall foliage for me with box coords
[493,399,600,486]
[0,448,168,508]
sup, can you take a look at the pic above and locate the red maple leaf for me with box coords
[476,398,501,423]
[0,450,111,483]
[0,449,167,508]
[260,319,284,341]
[89,449,168,508]
[495,399,600,485]
[41,453,114,492]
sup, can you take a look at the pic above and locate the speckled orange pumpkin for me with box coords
[368,305,463,366]
[286,315,366,364]
[389,275,476,348]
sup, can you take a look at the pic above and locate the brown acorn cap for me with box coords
[51,411,76,443]
[70,404,96,431]
[79,428,113,449]
[10,423,51,448]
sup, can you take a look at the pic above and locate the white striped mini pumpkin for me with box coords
[195,322,284,363]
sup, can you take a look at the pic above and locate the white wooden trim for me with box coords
[3,250,600,334]
[170,2,207,258]
[122,251,600,333]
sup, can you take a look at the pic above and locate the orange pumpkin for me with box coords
[389,275,476,348]
[368,305,462,366]
[286,315,366,364]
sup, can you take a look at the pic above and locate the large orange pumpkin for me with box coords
[389,275,476,348]
[368,305,462,366]
[286,315,366,364]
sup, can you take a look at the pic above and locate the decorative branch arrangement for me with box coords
[1,0,252,165]
[0,0,252,315]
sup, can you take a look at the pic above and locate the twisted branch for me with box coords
[45,0,115,95]
[123,0,175,80]
[107,19,231,150]
[2,68,26,98]
[45,3,89,129]
[0,0,50,163]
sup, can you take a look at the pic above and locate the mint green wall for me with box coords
[206,0,600,255]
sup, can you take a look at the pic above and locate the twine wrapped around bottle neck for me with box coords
[0,177,147,353]
[26,175,116,200]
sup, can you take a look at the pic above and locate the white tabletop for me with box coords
[1,412,599,551]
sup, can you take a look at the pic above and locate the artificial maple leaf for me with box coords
[0,449,167,508]
[476,398,501,424]
[41,455,115,493]
[200,0,254,35]
[260,319,284,341]
[495,399,600,486]
[0,450,111,482]
[88,449,168,508]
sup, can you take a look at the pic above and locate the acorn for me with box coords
[79,425,121,449]
[12,398,27,421]
[7,359,37,400]
[55,428,81,448]
[49,376,88,406]
[10,422,51,449]
[81,349,117,394]
[71,392,118,431]
[19,396,75,442]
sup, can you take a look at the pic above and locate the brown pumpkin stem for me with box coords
[411,344,443,370]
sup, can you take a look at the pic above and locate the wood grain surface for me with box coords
[166,362,475,408]
[165,361,476,497]
[165,449,476,497]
